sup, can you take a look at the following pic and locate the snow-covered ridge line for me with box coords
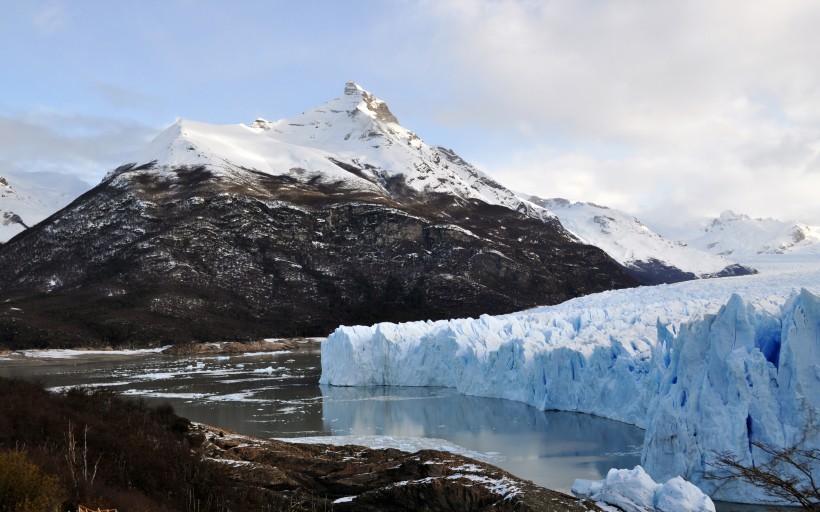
[689,210,820,260]
[0,170,90,243]
[525,196,745,280]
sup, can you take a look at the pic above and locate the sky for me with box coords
[2,0,820,239]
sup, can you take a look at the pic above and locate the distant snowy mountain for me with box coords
[688,210,820,260]
[524,197,754,284]
[0,171,90,243]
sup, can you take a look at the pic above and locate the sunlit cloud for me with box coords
[411,0,820,231]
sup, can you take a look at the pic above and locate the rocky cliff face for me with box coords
[0,83,638,348]
[0,161,635,347]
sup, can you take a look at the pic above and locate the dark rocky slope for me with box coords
[194,423,601,512]
[0,161,637,348]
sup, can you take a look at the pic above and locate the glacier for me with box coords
[321,259,820,504]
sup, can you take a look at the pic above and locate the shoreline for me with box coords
[0,337,322,366]
[190,421,601,511]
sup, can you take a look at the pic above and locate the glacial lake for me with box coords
[0,346,772,510]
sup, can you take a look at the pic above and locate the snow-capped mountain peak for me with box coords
[127,82,554,223]
[343,80,400,124]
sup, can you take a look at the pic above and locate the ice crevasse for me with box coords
[320,272,820,504]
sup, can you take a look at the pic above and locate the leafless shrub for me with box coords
[708,441,819,510]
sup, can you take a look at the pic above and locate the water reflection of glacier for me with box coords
[319,385,643,493]
[0,351,644,496]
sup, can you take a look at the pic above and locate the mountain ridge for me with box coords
[128,81,555,225]
[523,196,755,284]
[0,83,637,348]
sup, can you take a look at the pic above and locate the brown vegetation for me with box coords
[0,377,597,511]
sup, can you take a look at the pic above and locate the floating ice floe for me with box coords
[572,466,715,512]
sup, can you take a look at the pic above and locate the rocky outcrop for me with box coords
[192,423,600,512]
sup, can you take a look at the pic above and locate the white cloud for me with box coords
[0,109,159,183]
[415,0,820,230]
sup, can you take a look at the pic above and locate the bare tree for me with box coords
[65,420,101,497]
[707,441,819,511]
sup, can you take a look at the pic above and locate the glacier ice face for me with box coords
[321,262,820,504]
[642,288,820,503]
[321,267,816,427]
[572,466,715,512]
[321,305,657,426]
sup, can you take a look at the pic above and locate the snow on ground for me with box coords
[17,346,169,359]
[321,256,820,504]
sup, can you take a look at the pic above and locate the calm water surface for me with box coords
[0,347,772,510]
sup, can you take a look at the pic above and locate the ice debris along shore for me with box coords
[572,466,715,512]
[321,264,820,504]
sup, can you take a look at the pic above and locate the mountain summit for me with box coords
[129,82,551,222]
[0,82,636,348]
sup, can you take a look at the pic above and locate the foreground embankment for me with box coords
[0,377,598,511]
